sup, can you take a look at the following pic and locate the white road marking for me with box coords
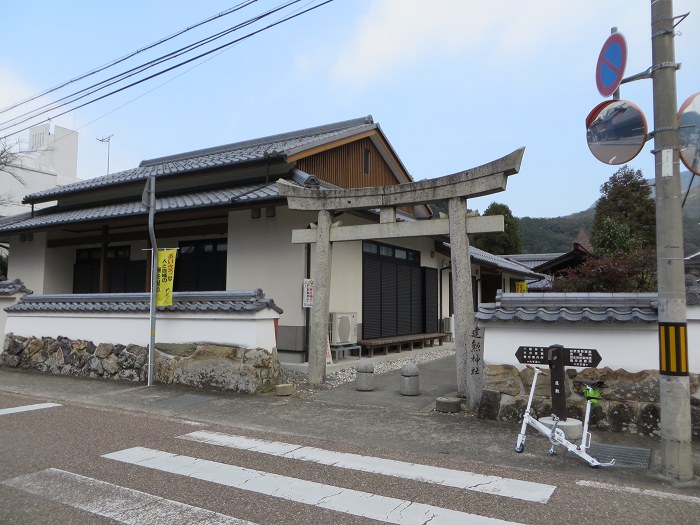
[0,402,61,416]
[2,468,256,525]
[577,480,700,505]
[104,447,525,525]
[178,430,555,503]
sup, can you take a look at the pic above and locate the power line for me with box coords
[0,0,258,116]
[0,0,336,142]
[0,0,302,134]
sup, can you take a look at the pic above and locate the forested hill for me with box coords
[518,208,595,253]
[517,171,699,254]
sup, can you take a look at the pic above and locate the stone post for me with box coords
[448,197,481,410]
[308,209,333,385]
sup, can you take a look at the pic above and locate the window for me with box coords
[174,239,227,292]
[362,241,420,265]
[363,148,371,176]
[73,245,143,294]
[362,241,378,255]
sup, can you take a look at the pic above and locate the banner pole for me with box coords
[146,176,158,387]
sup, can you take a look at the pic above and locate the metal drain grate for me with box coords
[581,443,652,468]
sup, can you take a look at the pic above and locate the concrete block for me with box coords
[400,361,419,395]
[436,396,462,413]
[275,383,294,396]
[401,375,419,396]
[539,416,583,440]
[356,360,375,391]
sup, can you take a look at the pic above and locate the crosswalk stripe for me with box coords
[577,480,700,505]
[179,430,555,503]
[2,468,257,525]
[103,447,525,525]
[0,402,61,416]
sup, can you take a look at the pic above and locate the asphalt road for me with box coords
[0,366,698,524]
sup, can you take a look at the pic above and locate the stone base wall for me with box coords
[478,365,700,439]
[1,333,283,394]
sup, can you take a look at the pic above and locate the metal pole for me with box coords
[96,135,113,175]
[650,0,692,481]
[147,176,158,387]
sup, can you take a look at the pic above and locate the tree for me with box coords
[591,217,643,257]
[552,249,657,292]
[0,138,25,207]
[470,202,522,255]
[553,166,658,293]
[591,165,656,250]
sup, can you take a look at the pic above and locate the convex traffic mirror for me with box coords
[678,92,700,176]
[586,99,648,165]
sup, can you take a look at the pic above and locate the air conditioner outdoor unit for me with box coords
[328,312,358,345]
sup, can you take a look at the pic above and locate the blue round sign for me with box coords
[596,33,627,98]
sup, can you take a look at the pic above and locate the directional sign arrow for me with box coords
[516,345,602,368]
[515,346,549,365]
[564,348,602,368]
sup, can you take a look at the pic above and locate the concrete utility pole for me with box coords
[650,0,692,481]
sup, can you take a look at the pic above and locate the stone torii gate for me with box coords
[277,148,524,410]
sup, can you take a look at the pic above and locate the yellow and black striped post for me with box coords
[658,322,688,376]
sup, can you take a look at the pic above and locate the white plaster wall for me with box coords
[7,233,47,293]
[0,296,22,339]
[4,310,279,350]
[227,207,313,327]
[481,321,700,373]
[328,240,362,314]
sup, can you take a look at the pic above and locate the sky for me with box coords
[1,0,698,218]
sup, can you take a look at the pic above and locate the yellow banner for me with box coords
[156,249,177,306]
[515,281,528,293]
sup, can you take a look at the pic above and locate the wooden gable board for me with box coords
[292,131,429,218]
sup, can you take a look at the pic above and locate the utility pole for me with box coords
[650,0,692,481]
[96,135,113,175]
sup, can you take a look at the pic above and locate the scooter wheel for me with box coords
[588,463,600,469]
[514,443,525,453]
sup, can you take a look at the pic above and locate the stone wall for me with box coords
[1,333,283,394]
[478,364,700,439]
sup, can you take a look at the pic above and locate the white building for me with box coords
[1,124,79,218]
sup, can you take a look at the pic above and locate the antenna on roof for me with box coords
[96,134,113,175]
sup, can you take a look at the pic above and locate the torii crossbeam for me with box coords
[277,147,524,409]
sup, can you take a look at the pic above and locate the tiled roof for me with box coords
[0,279,32,296]
[503,253,564,269]
[469,246,545,280]
[477,290,658,323]
[6,289,283,314]
[24,116,376,203]
[0,182,281,234]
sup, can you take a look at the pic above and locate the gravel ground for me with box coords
[282,347,456,399]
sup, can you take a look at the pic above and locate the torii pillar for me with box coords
[278,148,524,409]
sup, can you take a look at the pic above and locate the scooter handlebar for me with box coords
[525,364,548,376]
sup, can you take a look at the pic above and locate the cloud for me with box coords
[330,0,488,89]
[328,0,700,91]
[0,68,76,142]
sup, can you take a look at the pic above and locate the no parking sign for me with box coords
[596,32,627,97]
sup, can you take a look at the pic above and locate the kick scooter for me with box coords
[514,364,615,468]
